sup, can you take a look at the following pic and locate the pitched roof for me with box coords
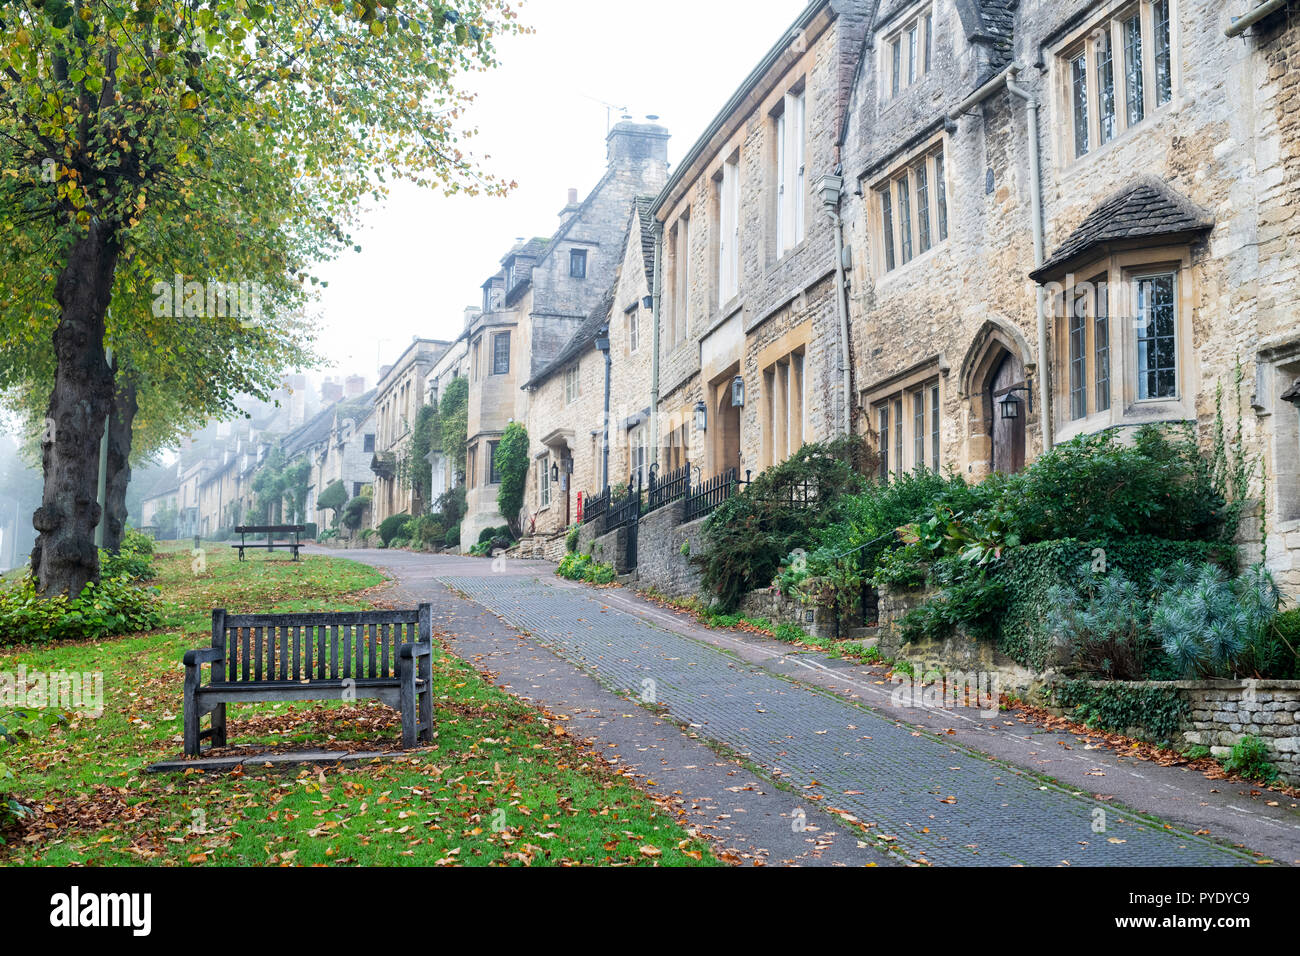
[281,390,376,459]
[523,288,615,390]
[1030,178,1214,281]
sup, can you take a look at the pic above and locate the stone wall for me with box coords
[589,524,629,574]
[1180,680,1300,783]
[633,501,706,599]
[1047,679,1300,787]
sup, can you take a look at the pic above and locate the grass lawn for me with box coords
[1,544,717,866]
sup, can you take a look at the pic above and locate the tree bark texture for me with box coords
[31,222,119,597]
[103,377,138,553]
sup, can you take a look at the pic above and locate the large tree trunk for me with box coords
[103,377,138,553]
[31,223,119,597]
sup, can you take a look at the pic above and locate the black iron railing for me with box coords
[582,487,609,525]
[646,461,691,513]
[683,467,738,523]
[606,474,643,532]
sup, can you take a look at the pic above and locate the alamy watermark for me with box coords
[151,274,265,327]
[1,666,104,717]
[890,668,999,718]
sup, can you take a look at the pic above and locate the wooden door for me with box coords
[989,352,1026,474]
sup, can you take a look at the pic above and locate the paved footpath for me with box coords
[318,547,1300,866]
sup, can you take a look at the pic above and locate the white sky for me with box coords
[312,0,807,383]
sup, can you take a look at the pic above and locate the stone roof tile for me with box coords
[1030,177,1214,281]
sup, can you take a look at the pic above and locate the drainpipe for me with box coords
[1005,64,1053,453]
[596,330,612,489]
[1226,0,1287,37]
[650,221,664,468]
[819,173,853,437]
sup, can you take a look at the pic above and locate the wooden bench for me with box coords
[231,525,305,561]
[183,605,434,756]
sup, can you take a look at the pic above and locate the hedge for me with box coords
[1049,679,1189,742]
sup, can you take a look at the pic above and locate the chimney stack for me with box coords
[558,187,582,227]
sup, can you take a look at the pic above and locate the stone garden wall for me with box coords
[632,501,706,600]
[1043,680,1300,786]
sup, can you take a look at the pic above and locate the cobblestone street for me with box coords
[335,547,1300,867]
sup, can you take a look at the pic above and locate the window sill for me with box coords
[873,240,947,285]
[1059,102,1176,175]
[1053,397,1191,443]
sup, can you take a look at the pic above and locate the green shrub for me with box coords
[998,427,1227,545]
[996,538,1228,671]
[342,494,371,531]
[495,422,529,537]
[1050,679,1188,741]
[122,527,155,555]
[317,480,349,526]
[695,435,874,611]
[1271,610,1300,679]
[412,514,446,550]
[377,513,410,546]
[557,552,617,584]
[1152,562,1282,678]
[1221,735,1278,784]
[100,527,157,582]
[445,523,462,548]
[302,522,318,540]
[0,575,163,646]
[566,525,579,553]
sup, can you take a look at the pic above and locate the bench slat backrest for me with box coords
[210,606,432,684]
[235,525,306,534]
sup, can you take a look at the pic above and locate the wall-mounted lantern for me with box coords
[694,400,707,432]
[551,461,560,483]
[731,375,745,408]
[998,385,1032,420]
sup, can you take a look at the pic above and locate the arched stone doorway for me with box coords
[959,319,1034,477]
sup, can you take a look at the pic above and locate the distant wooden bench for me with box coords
[183,605,434,756]
[231,525,305,561]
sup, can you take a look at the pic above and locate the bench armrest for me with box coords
[399,643,432,659]
[184,646,225,667]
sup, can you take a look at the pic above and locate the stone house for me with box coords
[422,330,469,507]
[278,389,376,528]
[369,338,452,527]
[649,0,870,484]
[460,121,670,548]
[517,198,659,549]
[833,0,1300,591]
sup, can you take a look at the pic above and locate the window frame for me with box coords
[569,248,588,279]
[1061,1,1177,165]
[881,5,933,102]
[564,364,580,406]
[870,140,949,277]
[491,330,510,375]
[1049,249,1191,440]
[716,154,741,308]
[867,371,942,478]
[774,86,807,258]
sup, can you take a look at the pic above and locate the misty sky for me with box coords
[312,0,806,383]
